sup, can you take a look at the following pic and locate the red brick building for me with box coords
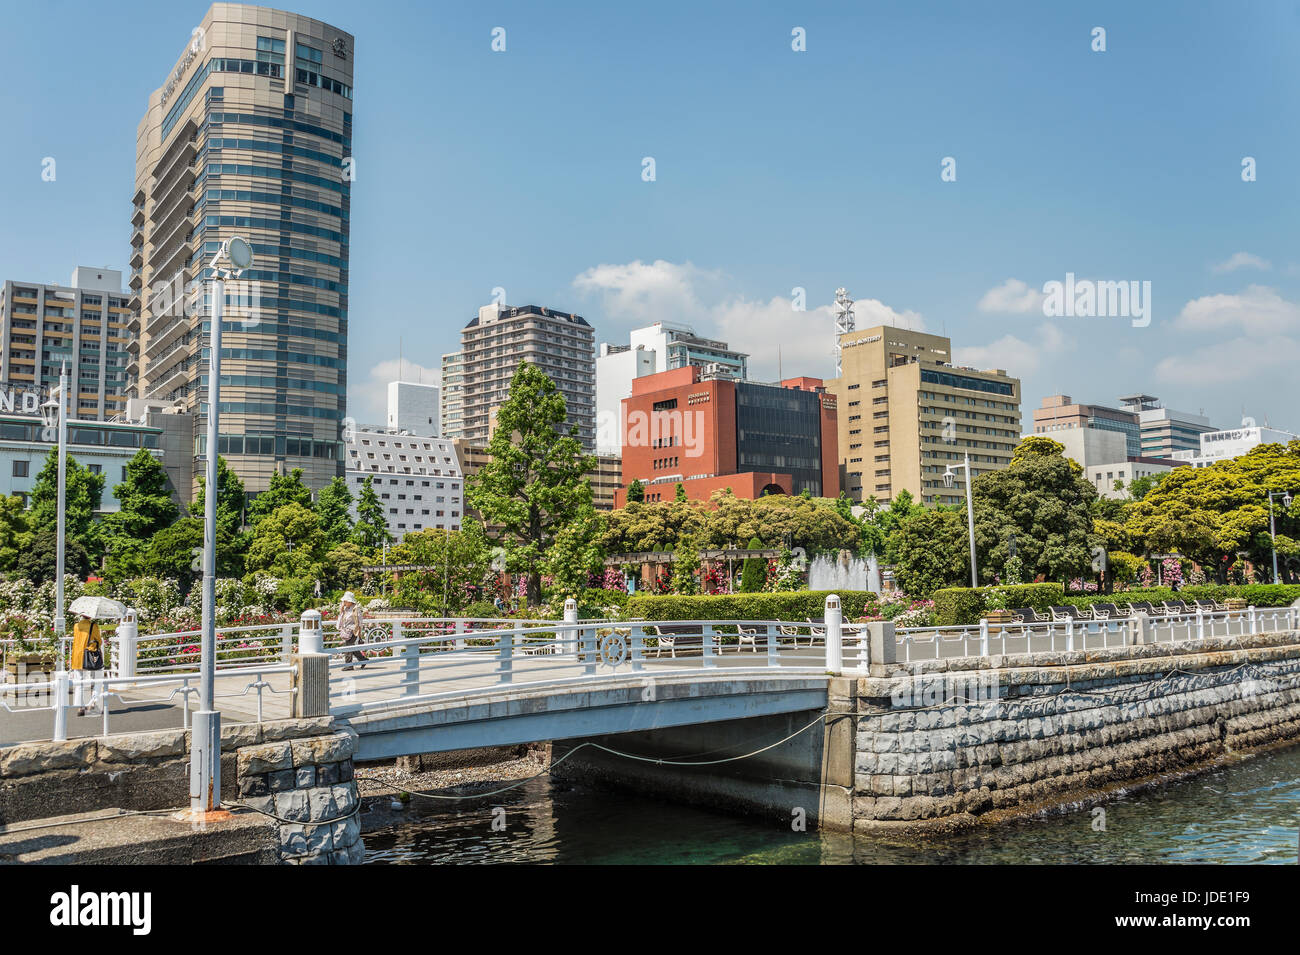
[614,367,839,506]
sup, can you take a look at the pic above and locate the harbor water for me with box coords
[362,744,1300,865]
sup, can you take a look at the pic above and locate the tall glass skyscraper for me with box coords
[129,4,353,494]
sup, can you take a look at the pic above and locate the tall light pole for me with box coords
[944,452,978,587]
[41,362,69,667]
[189,236,253,818]
[1267,489,1294,585]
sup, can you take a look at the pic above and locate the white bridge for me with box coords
[1,598,1297,756]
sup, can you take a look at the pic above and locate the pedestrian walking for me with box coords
[69,612,105,716]
[338,591,366,671]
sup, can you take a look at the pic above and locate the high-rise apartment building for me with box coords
[440,350,465,439]
[827,326,1022,506]
[460,303,595,450]
[0,268,132,420]
[129,4,354,494]
[1032,394,1141,458]
[595,321,748,454]
[1118,394,1215,459]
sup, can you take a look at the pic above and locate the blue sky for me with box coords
[1,0,1297,429]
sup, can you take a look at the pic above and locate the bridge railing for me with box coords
[893,604,1298,663]
[0,662,297,743]
[312,600,851,716]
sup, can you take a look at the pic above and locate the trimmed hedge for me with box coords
[933,584,1064,626]
[626,590,878,623]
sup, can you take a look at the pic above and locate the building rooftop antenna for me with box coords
[833,287,855,377]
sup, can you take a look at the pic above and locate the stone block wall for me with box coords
[851,631,1300,831]
[235,729,363,864]
[0,717,364,865]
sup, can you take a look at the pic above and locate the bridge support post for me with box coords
[561,598,578,660]
[293,609,329,718]
[1128,612,1151,646]
[280,623,294,664]
[499,624,516,685]
[52,670,69,741]
[865,620,896,677]
[824,595,843,673]
[114,608,138,680]
[394,620,418,698]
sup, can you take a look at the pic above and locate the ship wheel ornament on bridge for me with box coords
[598,632,629,668]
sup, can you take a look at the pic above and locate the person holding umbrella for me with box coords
[67,595,125,717]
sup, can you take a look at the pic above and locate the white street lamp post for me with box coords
[191,236,253,817]
[943,452,979,588]
[42,362,69,668]
[1267,490,1294,585]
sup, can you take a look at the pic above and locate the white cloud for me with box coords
[952,323,1066,377]
[350,358,440,425]
[1155,286,1300,387]
[572,259,926,381]
[1173,285,1300,336]
[1211,251,1272,273]
[1155,335,1300,386]
[978,278,1046,314]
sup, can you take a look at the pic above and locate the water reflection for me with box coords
[362,746,1300,865]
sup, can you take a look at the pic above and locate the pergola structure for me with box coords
[604,548,781,593]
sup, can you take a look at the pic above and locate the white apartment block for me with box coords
[346,425,463,537]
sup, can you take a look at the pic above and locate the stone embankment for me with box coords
[850,630,1300,832]
[0,717,363,864]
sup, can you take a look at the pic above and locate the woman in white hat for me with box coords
[338,591,366,671]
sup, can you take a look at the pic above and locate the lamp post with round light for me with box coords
[1267,489,1294,585]
[189,236,253,818]
[40,362,69,667]
[943,452,979,588]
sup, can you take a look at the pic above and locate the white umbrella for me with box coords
[68,595,128,619]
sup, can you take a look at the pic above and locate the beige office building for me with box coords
[129,4,354,494]
[0,268,132,420]
[827,326,1021,506]
[460,303,596,450]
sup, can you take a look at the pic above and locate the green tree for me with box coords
[26,451,105,559]
[675,482,687,502]
[323,541,367,593]
[17,522,90,584]
[388,523,493,613]
[245,502,328,580]
[143,517,205,589]
[1123,441,1300,583]
[191,455,247,536]
[0,494,28,574]
[315,476,355,546]
[625,479,645,503]
[247,467,312,527]
[465,362,596,607]
[191,456,249,577]
[671,535,701,595]
[893,508,969,597]
[740,536,766,592]
[971,436,1099,584]
[102,448,179,580]
[544,504,606,598]
[352,476,391,552]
